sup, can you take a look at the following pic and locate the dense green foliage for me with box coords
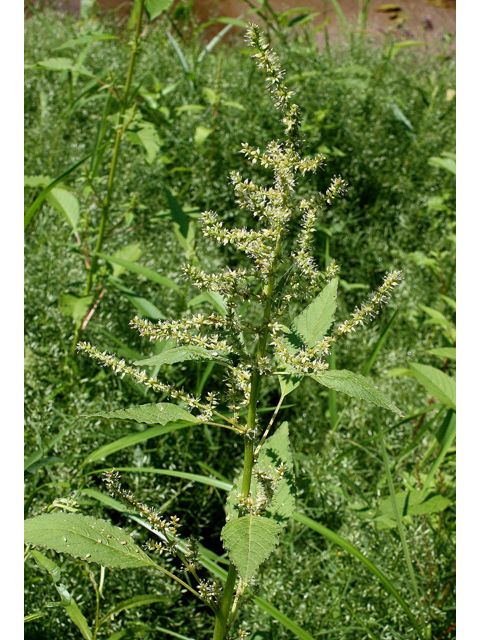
[25,7,455,640]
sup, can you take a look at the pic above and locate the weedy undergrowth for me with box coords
[25,25,406,640]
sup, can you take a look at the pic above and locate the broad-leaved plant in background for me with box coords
[25,25,404,640]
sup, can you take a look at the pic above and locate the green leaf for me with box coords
[134,345,231,368]
[81,422,193,466]
[419,305,453,328]
[30,550,93,639]
[390,103,413,130]
[428,155,456,175]
[109,279,165,320]
[427,347,456,361]
[96,252,180,290]
[409,363,456,410]
[31,549,63,583]
[144,0,175,21]
[311,370,403,416]
[109,243,142,278]
[87,402,199,426]
[126,125,161,164]
[221,515,282,582]
[88,467,233,492]
[162,186,194,254]
[24,151,93,230]
[390,41,426,59]
[99,595,171,627]
[53,33,117,51]
[25,513,155,569]
[376,491,452,519]
[59,294,93,324]
[46,187,80,230]
[292,512,422,636]
[278,374,303,397]
[287,278,338,349]
[194,125,213,147]
[65,602,93,640]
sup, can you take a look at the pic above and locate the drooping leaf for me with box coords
[53,33,117,51]
[96,252,180,290]
[126,125,162,164]
[287,279,338,349]
[87,403,199,426]
[427,347,456,361]
[82,422,193,466]
[134,346,231,368]
[59,294,93,324]
[144,0,175,21]
[194,126,213,147]
[24,151,93,231]
[409,363,456,410]
[311,370,403,415]
[428,154,456,175]
[278,374,303,397]
[162,186,194,254]
[376,491,452,520]
[25,513,154,569]
[109,243,142,278]
[46,187,80,230]
[221,514,282,582]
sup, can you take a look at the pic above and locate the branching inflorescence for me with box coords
[76,24,402,639]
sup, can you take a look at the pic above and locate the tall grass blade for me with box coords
[361,309,398,376]
[375,411,423,621]
[88,466,234,492]
[329,0,349,35]
[81,422,193,466]
[197,24,234,65]
[419,409,455,499]
[292,512,423,635]
[166,31,194,89]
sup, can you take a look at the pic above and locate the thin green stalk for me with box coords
[212,234,284,640]
[84,0,145,296]
[375,410,425,634]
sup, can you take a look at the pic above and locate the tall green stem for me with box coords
[84,0,145,295]
[212,236,283,640]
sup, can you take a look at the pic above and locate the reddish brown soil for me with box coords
[27,0,456,44]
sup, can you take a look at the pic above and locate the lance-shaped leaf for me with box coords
[25,513,155,570]
[134,346,231,368]
[287,279,338,350]
[86,403,200,426]
[221,515,282,582]
[409,363,456,411]
[311,370,403,416]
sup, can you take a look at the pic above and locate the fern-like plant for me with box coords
[24,25,403,640]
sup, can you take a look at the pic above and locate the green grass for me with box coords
[24,8,455,640]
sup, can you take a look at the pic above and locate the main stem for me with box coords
[212,236,283,640]
[84,0,145,295]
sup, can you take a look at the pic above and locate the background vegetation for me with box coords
[24,3,455,639]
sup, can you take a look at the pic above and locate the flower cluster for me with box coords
[104,470,180,555]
